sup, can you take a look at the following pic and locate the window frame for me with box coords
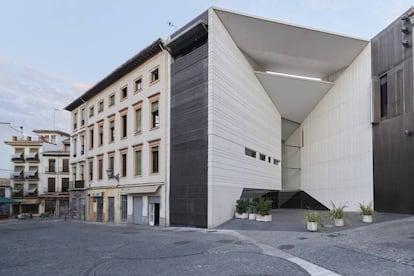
[133,144,143,176]
[134,76,143,93]
[148,93,160,130]
[149,139,160,174]
[120,85,128,101]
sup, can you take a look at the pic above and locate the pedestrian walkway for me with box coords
[218,208,411,233]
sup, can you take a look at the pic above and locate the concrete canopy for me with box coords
[213,7,369,123]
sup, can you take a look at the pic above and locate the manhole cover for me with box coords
[174,241,192,245]
[278,244,295,250]
[297,237,308,240]
[216,239,235,244]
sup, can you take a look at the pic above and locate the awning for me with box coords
[10,170,23,177]
[26,152,38,159]
[27,187,37,193]
[12,188,22,193]
[25,170,38,177]
[19,199,39,205]
[11,152,23,159]
[0,197,19,204]
[121,185,160,195]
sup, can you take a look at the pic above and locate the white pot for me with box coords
[248,213,256,220]
[362,215,373,223]
[334,218,344,227]
[256,214,272,222]
[307,222,318,232]
[235,212,248,219]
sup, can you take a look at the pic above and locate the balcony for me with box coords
[70,180,85,189]
[25,170,39,181]
[26,152,39,162]
[11,152,24,162]
[10,169,24,180]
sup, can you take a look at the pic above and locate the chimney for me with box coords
[27,136,31,141]
[12,136,17,141]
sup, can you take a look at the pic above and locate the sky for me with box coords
[0,0,413,135]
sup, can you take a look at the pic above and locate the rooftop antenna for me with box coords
[168,21,177,31]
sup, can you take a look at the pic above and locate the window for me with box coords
[80,108,85,126]
[72,166,76,181]
[121,86,128,100]
[135,77,142,92]
[151,101,159,128]
[108,152,114,172]
[62,159,69,172]
[73,112,78,130]
[80,135,85,155]
[88,159,93,181]
[380,75,388,119]
[245,148,256,158]
[108,118,115,143]
[260,153,266,161]
[62,178,69,192]
[80,164,84,180]
[48,178,56,192]
[98,156,103,180]
[135,108,142,133]
[89,106,94,118]
[150,144,159,174]
[51,135,56,144]
[98,100,104,113]
[109,94,115,107]
[121,113,127,138]
[73,138,77,157]
[273,158,280,165]
[150,68,159,83]
[134,145,142,176]
[98,123,104,146]
[121,152,127,177]
[89,126,94,149]
[268,156,271,163]
[48,159,56,173]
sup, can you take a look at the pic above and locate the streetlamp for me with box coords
[106,168,119,183]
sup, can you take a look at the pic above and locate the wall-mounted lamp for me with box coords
[401,25,410,34]
[106,168,120,183]
[404,129,412,136]
[402,40,410,48]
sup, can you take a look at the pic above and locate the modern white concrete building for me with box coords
[65,39,169,225]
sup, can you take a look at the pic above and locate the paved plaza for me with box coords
[0,210,413,275]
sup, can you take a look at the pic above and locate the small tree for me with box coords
[236,199,250,214]
[256,198,273,216]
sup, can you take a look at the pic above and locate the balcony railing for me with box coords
[44,167,69,173]
[70,180,85,189]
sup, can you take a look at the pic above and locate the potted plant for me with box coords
[305,209,323,232]
[255,197,273,222]
[235,198,249,219]
[328,201,348,227]
[248,200,257,220]
[359,202,374,223]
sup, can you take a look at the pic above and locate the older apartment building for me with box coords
[66,7,414,228]
[4,130,70,216]
[65,39,169,226]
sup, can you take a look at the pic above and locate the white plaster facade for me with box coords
[66,41,169,226]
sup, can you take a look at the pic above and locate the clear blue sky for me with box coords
[0,0,412,133]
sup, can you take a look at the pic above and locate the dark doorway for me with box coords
[154,203,160,226]
[97,197,103,222]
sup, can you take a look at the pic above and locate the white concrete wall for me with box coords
[300,45,373,211]
[208,10,282,227]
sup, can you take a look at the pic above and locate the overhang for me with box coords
[213,7,369,79]
[121,185,160,195]
[255,72,333,122]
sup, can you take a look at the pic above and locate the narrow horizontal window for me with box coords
[245,148,256,158]
[260,153,266,161]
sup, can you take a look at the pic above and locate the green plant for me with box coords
[235,199,250,214]
[248,200,257,214]
[328,201,348,220]
[256,197,273,216]
[305,209,323,226]
[359,202,374,216]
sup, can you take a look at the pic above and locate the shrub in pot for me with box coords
[328,201,348,227]
[248,200,257,220]
[255,198,273,222]
[359,202,374,223]
[305,209,323,232]
[235,198,249,219]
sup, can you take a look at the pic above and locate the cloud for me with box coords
[0,58,88,135]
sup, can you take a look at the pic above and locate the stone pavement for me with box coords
[219,209,414,275]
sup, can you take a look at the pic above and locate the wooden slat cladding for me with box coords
[372,9,414,214]
[169,42,208,228]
